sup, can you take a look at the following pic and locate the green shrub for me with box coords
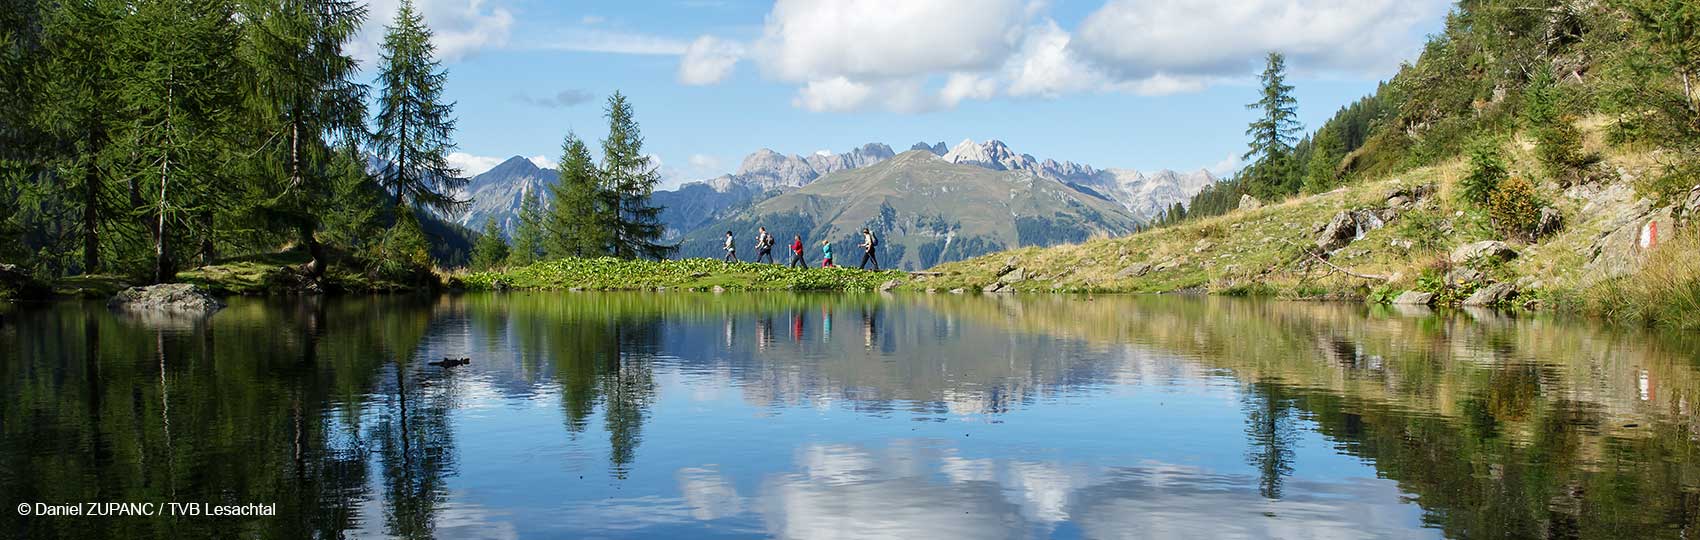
[1394,208,1447,252]
[1486,177,1545,241]
[1458,137,1508,206]
[1533,122,1591,183]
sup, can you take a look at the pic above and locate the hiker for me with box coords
[754,227,775,264]
[858,228,880,270]
[722,231,736,262]
[820,239,834,267]
[789,235,806,268]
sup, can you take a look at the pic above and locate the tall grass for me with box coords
[1590,231,1700,330]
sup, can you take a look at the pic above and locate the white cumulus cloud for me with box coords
[445,152,507,176]
[353,0,514,64]
[1071,0,1447,80]
[678,36,743,85]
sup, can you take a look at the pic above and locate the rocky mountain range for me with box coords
[675,150,1144,270]
[451,139,1219,249]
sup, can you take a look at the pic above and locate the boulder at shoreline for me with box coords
[108,284,225,314]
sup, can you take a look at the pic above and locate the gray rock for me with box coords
[982,281,1005,293]
[108,284,224,313]
[949,288,966,294]
[1446,267,1485,286]
[1462,282,1517,306]
[998,267,1027,284]
[711,285,726,293]
[878,279,902,292]
[1315,211,1359,252]
[1115,263,1151,279]
[1450,241,1518,264]
[1392,290,1435,305]
[1239,194,1263,211]
[1536,207,1564,237]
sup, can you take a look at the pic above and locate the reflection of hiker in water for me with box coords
[755,227,775,264]
[820,239,834,267]
[861,308,877,350]
[757,315,774,350]
[722,231,737,262]
[821,306,832,343]
[788,235,806,268]
[858,228,880,270]
[792,312,803,342]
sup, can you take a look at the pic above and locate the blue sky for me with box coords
[354,0,1454,187]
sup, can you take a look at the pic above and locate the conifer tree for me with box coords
[239,0,369,279]
[546,131,610,258]
[599,92,674,260]
[1301,127,1344,194]
[36,0,124,273]
[508,189,543,266]
[469,217,509,270]
[1244,52,1302,200]
[372,0,464,214]
[112,0,243,282]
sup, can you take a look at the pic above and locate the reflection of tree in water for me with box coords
[0,300,399,539]
[371,361,458,540]
[603,321,660,477]
[1242,379,1300,500]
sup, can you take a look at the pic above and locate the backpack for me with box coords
[869,233,879,248]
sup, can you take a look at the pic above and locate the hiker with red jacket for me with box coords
[789,235,806,268]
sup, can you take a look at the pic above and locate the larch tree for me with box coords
[599,92,674,260]
[112,0,244,283]
[545,131,610,259]
[36,0,125,273]
[372,0,464,215]
[1243,51,1302,200]
[239,0,369,279]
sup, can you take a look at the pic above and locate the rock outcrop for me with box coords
[108,283,224,314]
[1392,290,1435,305]
[1450,241,1518,264]
[1238,194,1263,211]
[1462,282,1517,306]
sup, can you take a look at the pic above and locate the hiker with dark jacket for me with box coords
[755,227,775,263]
[789,235,806,268]
[722,231,737,262]
[858,228,880,270]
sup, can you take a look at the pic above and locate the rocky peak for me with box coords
[910,141,948,155]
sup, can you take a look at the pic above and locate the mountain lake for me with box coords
[3,292,1697,539]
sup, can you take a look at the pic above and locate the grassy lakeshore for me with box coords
[458,257,906,292]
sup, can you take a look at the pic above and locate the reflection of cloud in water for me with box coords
[678,466,744,520]
[1071,464,1436,540]
[742,442,1428,540]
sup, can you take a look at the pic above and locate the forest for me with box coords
[0,0,673,293]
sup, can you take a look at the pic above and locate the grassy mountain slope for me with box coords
[912,119,1696,324]
[675,150,1143,270]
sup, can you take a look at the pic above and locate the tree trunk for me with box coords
[299,221,326,279]
[155,153,172,284]
[81,145,100,274]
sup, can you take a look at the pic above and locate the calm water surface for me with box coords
[2,292,1698,539]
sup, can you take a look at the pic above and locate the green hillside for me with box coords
[912,0,1700,329]
[675,151,1143,270]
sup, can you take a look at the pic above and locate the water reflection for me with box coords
[0,293,1697,539]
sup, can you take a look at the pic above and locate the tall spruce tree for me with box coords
[508,189,543,266]
[240,0,368,279]
[545,131,610,258]
[599,92,674,260]
[113,0,243,282]
[372,0,464,214]
[1244,52,1302,199]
